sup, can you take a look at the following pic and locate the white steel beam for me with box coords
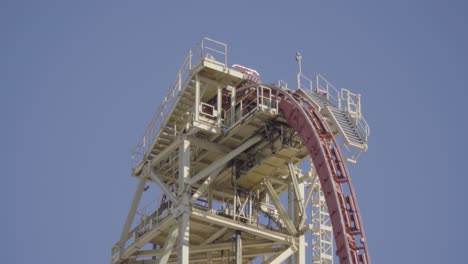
[304,176,318,210]
[129,247,283,264]
[121,217,175,260]
[194,74,200,121]
[217,84,222,126]
[157,226,179,264]
[200,227,228,245]
[191,208,293,244]
[191,165,225,201]
[294,176,306,264]
[178,139,190,264]
[119,177,146,247]
[288,161,305,217]
[235,231,242,264]
[188,135,262,185]
[149,168,178,205]
[263,245,297,264]
[187,136,230,154]
[264,179,297,235]
[134,240,276,258]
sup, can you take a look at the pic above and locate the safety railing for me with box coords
[223,86,279,129]
[315,74,341,109]
[298,73,341,109]
[298,73,314,91]
[119,199,174,255]
[277,80,288,89]
[341,88,361,117]
[341,88,370,141]
[298,73,370,143]
[131,38,228,168]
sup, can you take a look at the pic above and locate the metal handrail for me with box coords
[315,74,341,109]
[277,80,288,89]
[341,88,370,140]
[298,73,314,91]
[298,73,370,142]
[224,86,278,130]
[340,89,360,116]
[357,116,370,140]
[131,38,228,168]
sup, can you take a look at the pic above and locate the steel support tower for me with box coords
[112,38,371,264]
[311,171,334,264]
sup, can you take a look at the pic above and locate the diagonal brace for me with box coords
[156,226,178,264]
[262,245,297,264]
[188,135,262,185]
[264,179,297,235]
[288,161,305,216]
[149,167,178,205]
[120,176,146,247]
[192,166,225,201]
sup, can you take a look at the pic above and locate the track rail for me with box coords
[259,85,370,264]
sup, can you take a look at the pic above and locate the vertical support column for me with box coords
[295,175,305,264]
[178,139,191,264]
[230,86,236,125]
[195,74,200,122]
[288,183,294,264]
[208,188,213,210]
[235,231,242,264]
[217,83,222,127]
[248,191,253,224]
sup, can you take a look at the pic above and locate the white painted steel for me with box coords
[311,173,334,264]
[115,37,369,264]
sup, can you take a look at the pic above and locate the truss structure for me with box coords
[311,170,334,264]
[112,38,371,264]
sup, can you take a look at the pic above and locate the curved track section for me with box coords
[264,85,370,264]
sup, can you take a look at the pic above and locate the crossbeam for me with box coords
[134,240,275,258]
[191,208,293,244]
[188,135,262,185]
[188,136,230,153]
[129,248,284,264]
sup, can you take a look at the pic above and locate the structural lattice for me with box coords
[111,38,371,264]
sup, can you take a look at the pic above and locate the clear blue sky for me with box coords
[2,1,468,263]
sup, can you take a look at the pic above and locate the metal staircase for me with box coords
[152,81,196,156]
[324,106,366,150]
[301,90,331,110]
[295,74,370,163]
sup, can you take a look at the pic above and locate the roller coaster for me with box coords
[111,38,371,264]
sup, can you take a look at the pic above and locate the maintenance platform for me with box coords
[112,38,370,264]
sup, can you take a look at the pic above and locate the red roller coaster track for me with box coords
[262,84,370,264]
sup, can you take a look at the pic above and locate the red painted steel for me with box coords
[234,84,370,263]
[277,89,370,264]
